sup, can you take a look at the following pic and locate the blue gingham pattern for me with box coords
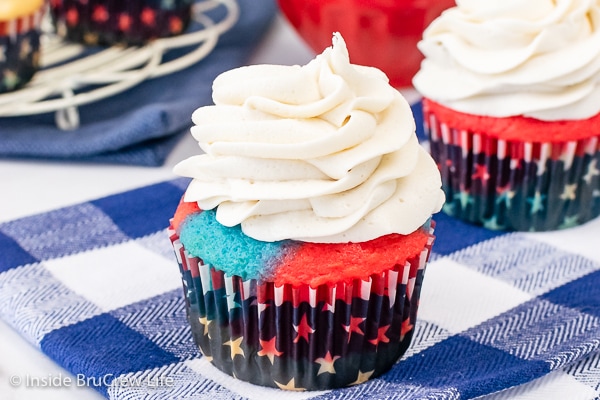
[2,177,600,399]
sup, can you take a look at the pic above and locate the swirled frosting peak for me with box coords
[413,0,600,121]
[174,33,444,243]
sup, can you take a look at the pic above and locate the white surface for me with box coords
[0,13,314,400]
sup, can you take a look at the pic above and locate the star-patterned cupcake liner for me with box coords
[168,225,436,391]
[0,9,44,93]
[49,0,194,46]
[425,108,600,231]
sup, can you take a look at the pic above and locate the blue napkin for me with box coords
[1,177,600,399]
[0,0,277,166]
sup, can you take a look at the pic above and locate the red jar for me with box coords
[277,0,455,88]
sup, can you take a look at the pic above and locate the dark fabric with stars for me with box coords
[49,0,194,46]
[169,227,434,390]
[425,108,600,231]
[0,30,41,93]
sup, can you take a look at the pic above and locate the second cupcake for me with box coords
[413,0,600,231]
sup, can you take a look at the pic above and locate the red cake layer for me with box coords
[424,98,600,143]
[273,230,429,288]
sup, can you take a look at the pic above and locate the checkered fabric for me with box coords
[2,178,600,400]
[3,99,600,398]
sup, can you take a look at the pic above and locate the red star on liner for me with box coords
[169,17,183,34]
[343,316,365,341]
[293,314,315,343]
[257,337,283,364]
[92,5,109,23]
[118,13,132,31]
[472,164,491,181]
[141,8,156,26]
[369,325,390,345]
[400,319,414,341]
[66,8,79,26]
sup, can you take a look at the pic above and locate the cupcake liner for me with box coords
[0,9,44,93]
[425,108,600,231]
[168,225,435,390]
[49,0,193,46]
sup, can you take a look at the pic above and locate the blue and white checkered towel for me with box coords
[2,175,600,399]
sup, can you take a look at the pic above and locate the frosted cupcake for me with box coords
[413,0,600,231]
[169,33,445,390]
[49,0,194,46]
[0,0,44,93]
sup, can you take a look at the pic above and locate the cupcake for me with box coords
[48,0,194,46]
[0,0,44,93]
[413,1,600,231]
[168,33,445,390]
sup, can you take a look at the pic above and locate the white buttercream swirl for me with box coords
[174,33,444,243]
[413,0,600,121]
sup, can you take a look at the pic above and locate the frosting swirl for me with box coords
[174,33,444,243]
[413,0,600,121]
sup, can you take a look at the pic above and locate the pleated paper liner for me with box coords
[168,225,435,391]
[49,0,193,46]
[424,108,600,231]
[0,8,44,93]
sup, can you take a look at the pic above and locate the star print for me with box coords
[119,13,132,31]
[315,352,340,375]
[224,337,245,359]
[528,191,546,214]
[472,164,491,181]
[343,316,365,340]
[3,70,20,90]
[169,17,184,34]
[162,0,176,9]
[274,377,306,391]
[560,184,578,201]
[92,5,109,22]
[349,369,374,385]
[321,298,335,313]
[496,185,516,207]
[257,337,283,364]
[400,319,414,341]
[583,159,600,184]
[66,8,79,25]
[198,315,211,338]
[559,215,580,230]
[483,215,504,230]
[293,314,315,343]
[141,8,156,26]
[454,191,474,210]
[83,32,99,45]
[369,325,391,345]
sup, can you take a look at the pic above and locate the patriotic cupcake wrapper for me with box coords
[168,225,435,391]
[425,109,600,231]
[0,9,44,93]
[49,0,194,46]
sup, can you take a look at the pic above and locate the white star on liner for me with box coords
[560,184,578,201]
[583,159,600,184]
[315,352,340,375]
[349,369,374,385]
[274,377,306,391]
[224,337,245,359]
